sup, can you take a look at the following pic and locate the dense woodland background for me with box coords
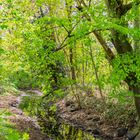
[0,0,140,139]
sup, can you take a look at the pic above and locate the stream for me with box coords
[18,90,97,140]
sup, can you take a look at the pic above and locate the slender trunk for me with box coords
[69,47,82,108]
[66,0,81,108]
[69,48,76,81]
[89,45,104,99]
[82,44,85,87]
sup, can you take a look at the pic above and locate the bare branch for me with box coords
[61,23,69,33]
[81,0,87,7]
[88,0,92,7]
[54,27,115,61]
[40,7,44,17]
[54,35,69,52]
[54,18,81,52]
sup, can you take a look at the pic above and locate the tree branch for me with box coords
[54,18,81,52]
[54,27,115,61]
[61,23,69,33]
[93,31,115,60]
[88,0,92,7]
[122,1,140,15]
[54,35,69,52]
[40,7,44,17]
[76,1,115,60]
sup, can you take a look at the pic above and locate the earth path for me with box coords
[0,90,49,140]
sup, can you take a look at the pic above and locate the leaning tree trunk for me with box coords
[133,86,140,118]
[105,0,140,117]
[129,84,140,118]
[134,0,140,51]
[76,0,140,117]
[126,71,140,118]
[133,0,140,117]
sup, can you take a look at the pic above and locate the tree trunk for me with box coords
[134,0,140,51]
[132,0,140,119]
[89,45,104,99]
[105,0,140,118]
[131,85,140,118]
[69,47,76,81]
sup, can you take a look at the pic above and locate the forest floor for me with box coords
[0,92,48,140]
[0,90,139,140]
[57,94,138,140]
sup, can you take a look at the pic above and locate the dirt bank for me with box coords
[57,95,138,140]
[0,93,48,140]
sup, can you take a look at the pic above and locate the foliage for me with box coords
[18,93,60,138]
[19,95,41,116]
[0,83,19,95]
[1,0,140,126]
[0,110,29,140]
[110,52,140,86]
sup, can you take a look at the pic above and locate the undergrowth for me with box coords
[0,110,29,140]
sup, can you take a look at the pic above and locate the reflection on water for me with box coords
[19,94,96,140]
[48,123,95,140]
